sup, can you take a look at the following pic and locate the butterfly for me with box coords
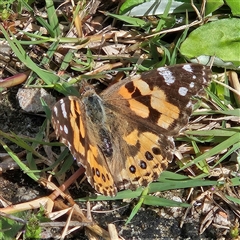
[51,64,211,196]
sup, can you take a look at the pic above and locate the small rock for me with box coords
[17,88,56,113]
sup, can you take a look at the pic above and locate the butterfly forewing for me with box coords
[52,96,118,196]
[52,63,211,196]
[103,64,211,136]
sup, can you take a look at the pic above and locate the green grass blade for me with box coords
[143,195,190,207]
[46,0,60,37]
[125,187,148,224]
[0,25,59,84]
[0,138,38,181]
[180,132,240,170]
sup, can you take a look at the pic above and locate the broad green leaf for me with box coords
[121,0,200,16]
[120,0,146,15]
[0,216,23,240]
[225,0,240,16]
[205,0,224,15]
[180,18,240,69]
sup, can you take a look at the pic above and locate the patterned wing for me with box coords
[51,96,117,196]
[51,64,211,196]
[100,64,211,191]
[102,64,211,136]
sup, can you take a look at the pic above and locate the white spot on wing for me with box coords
[60,102,68,119]
[64,125,68,134]
[186,101,192,108]
[182,64,193,73]
[192,75,196,79]
[178,87,188,96]
[157,67,176,85]
[53,106,58,116]
[189,82,195,88]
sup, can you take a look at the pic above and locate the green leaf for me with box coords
[143,195,190,207]
[180,18,240,69]
[191,141,210,174]
[0,25,59,84]
[120,0,200,16]
[52,82,80,97]
[0,132,42,182]
[225,0,240,16]
[205,0,224,15]
[46,0,60,37]
[120,0,146,15]
[0,216,23,240]
[25,215,41,239]
[126,187,149,224]
[179,132,240,170]
[149,172,217,193]
[213,142,240,167]
[103,12,147,27]
[225,194,240,204]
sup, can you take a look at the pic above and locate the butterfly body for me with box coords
[52,64,211,196]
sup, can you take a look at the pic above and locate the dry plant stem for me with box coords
[85,62,123,75]
[1,168,112,238]
[213,78,240,96]
[48,167,86,203]
[181,190,211,228]
[86,201,93,221]
[39,221,91,227]
[146,19,203,38]
[0,196,53,214]
[108,223,120,240]
[147,0,207,39]
[55,200,112,240]
[74,2,83,38]
[89,31,143,43]
[200,206,218,234]
[0,167,85,213]
[0,59,19,75]
[61,204,76,239]
[214,191,240,218]
[0,195,12,207]
[228,71,240,105]
[191,0,206,22]
[0,211,26,224]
